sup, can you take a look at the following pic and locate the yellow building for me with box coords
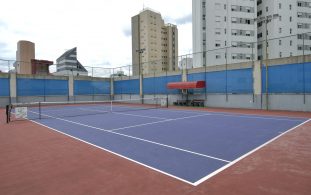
[132,8,178,76]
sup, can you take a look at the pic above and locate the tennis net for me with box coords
[6,97,168,122]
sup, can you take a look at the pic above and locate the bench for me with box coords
[173,100,188,106]
[174,99,205,107]
[190,99,205,107]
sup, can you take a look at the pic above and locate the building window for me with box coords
[257,10,262,17]
[279,16,282,21]
[290,52,293,56]
[258,44,263,50]
[257,32,263,38]
[290,28,292,34]
[215,29,221,35]
[289,4,292,10]
[216,54,221,59]
[232,29,237,35]
[290,40,293,46]
[231,5,237,11]
[266,6,268,12]
[224,4,226,10]
[298,1,311,8]
[279,52,282,57]
[279,28,282,33]
[279,3,281,9]
[279,40,282,45]
[290,16,292,22]
[298,12,303,18]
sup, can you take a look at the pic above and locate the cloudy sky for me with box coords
[0,0,192,71]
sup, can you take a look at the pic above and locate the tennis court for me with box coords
[7,98,309,186]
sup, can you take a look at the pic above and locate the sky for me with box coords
[0,0,192,71]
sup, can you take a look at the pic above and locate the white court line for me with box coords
[78,108,110,114]
[112,112,167,120]
[193,118,311,186]
[109,113,213,131]
[158,108,307,122]
[26,110,310,186]
[30,111,230,163]
[30,120,195,186]
[79,108,167,120]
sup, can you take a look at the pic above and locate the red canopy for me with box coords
[167,81,206,89]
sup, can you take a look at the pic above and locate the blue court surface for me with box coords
[25,105,308,186]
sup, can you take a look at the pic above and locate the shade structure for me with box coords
[167,81,206,89]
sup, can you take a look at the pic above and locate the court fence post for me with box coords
[39,102,41,120]
[6,105,9,123]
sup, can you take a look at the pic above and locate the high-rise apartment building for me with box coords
[192,0,257,68]
[257,0,311,60]
[193,0,311,67]
[132,8,178,75]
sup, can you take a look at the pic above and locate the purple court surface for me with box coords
[23,105,308,185]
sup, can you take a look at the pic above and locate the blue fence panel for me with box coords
[205,71,226,93]
[74,80,110,95]
[17,78,68,96]
[143,77,156,94]
[17,78,44,96]
[205,69,252,94]
[0,78,9,96]
[143,75,181,94]
[114,79,139,94]
[227,68,253,93]
[45,80,69,95]
[305,62,311,93]
[262,63,311,93]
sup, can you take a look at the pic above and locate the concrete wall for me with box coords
[267,94,311,112]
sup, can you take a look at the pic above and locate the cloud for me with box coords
[0,42,7,48]
[164,13,192,26]
[175,14,192,25]
[0,0,192,69]
[0,42,12,58]
[122,27,132,37]
[0,20,7,29]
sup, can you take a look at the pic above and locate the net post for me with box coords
[6,104,10,123]
[39,102,41,119]
[110,100,113,112]
[166,96,169,108]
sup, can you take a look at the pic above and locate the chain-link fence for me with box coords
[1,32,310,107]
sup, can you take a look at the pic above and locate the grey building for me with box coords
[54,47,88,76]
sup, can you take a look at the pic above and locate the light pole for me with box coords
[256,14,279,110]
[136,48,145,102]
